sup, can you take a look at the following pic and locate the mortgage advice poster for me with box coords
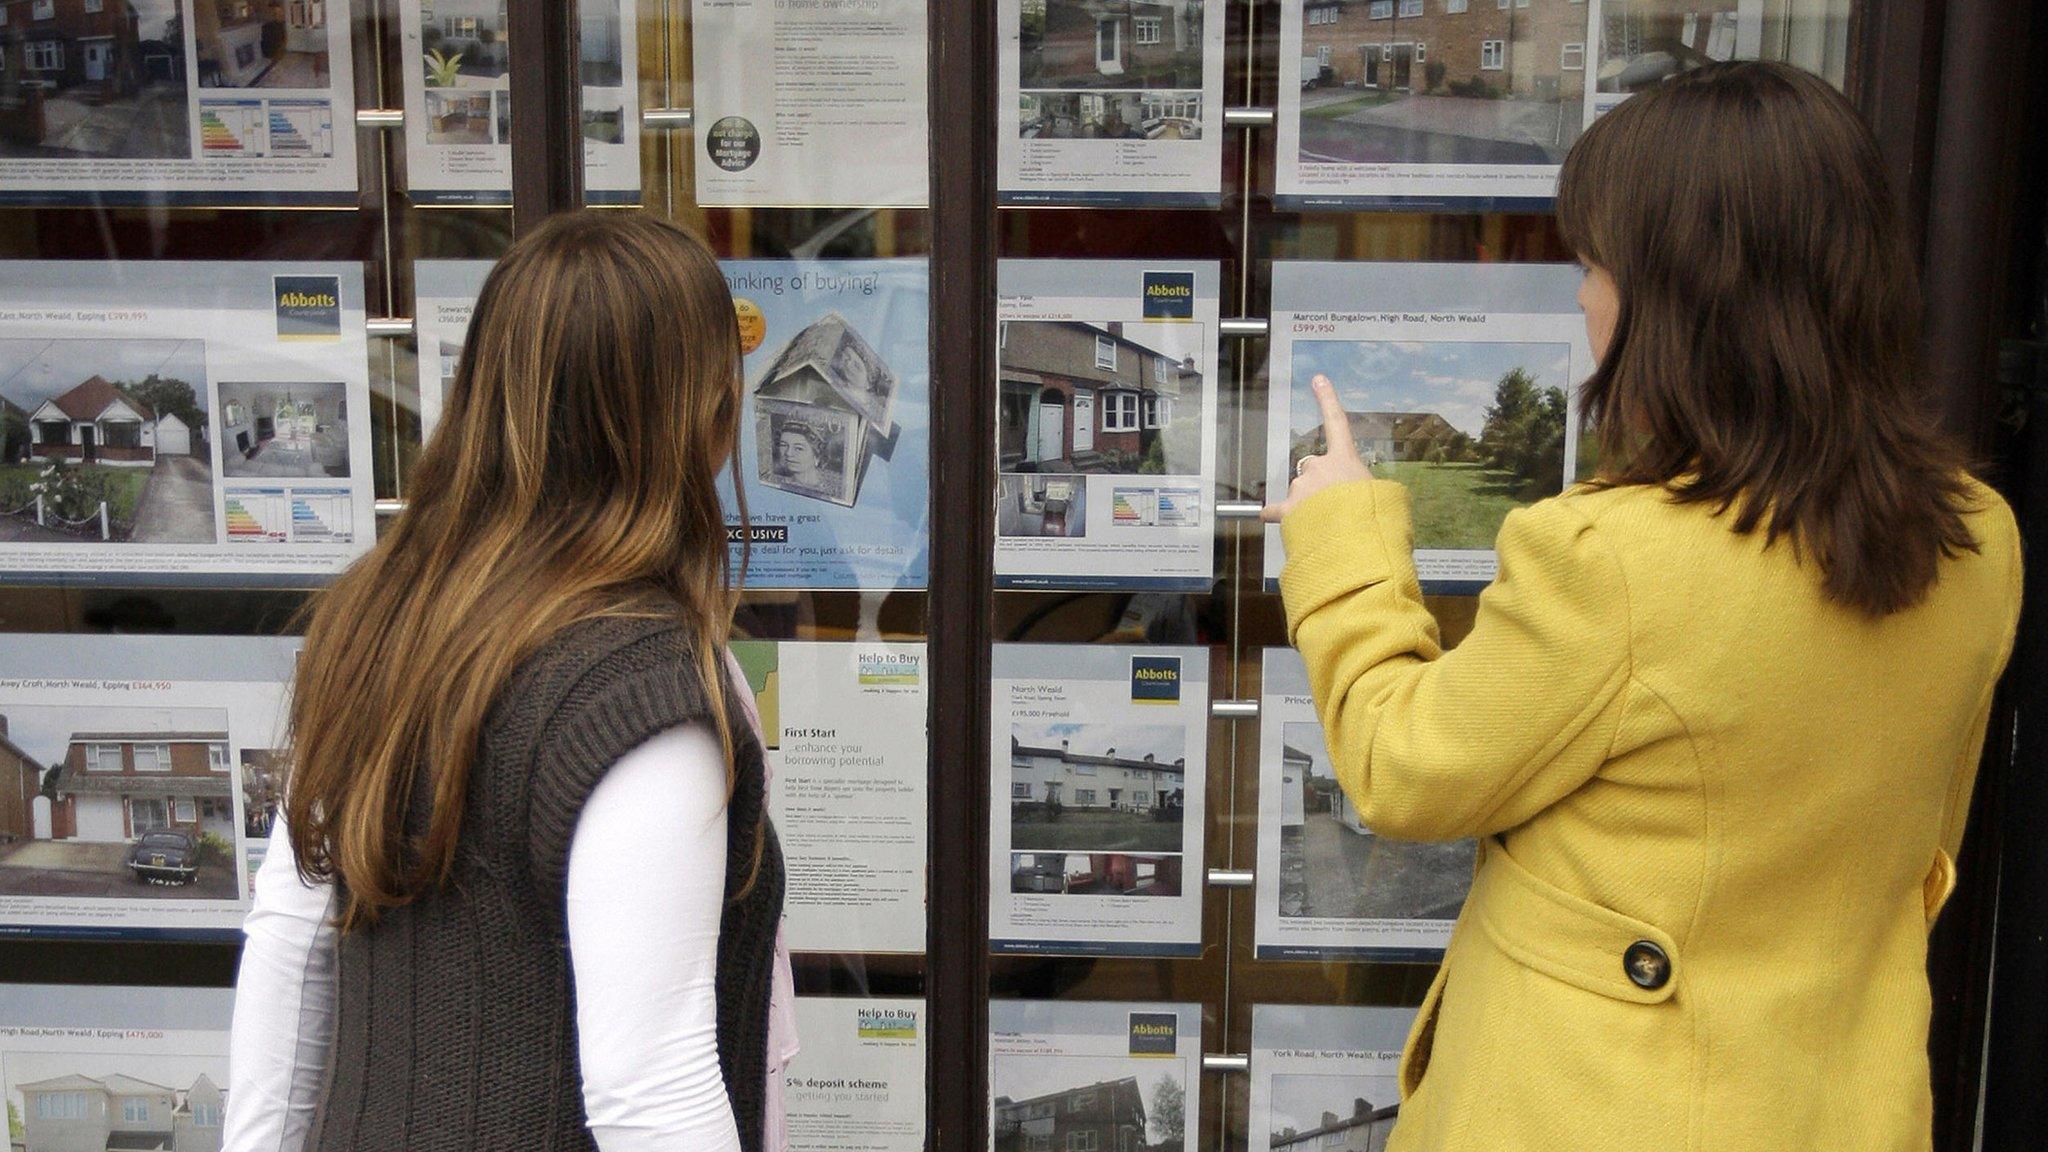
[990,1001,1202,1152]
[0,984,235,1143]
[989,644,1206,957]
[997,0,1225,206]
[397,0,642,205]
[731,641,927,955]
[787,998,927,1152]
[1249,1004,1416,1151]
[0,0,360,206]
[1263,261,1591,593]
[691,0,929,207]
[1275,0,1595,210]
[1255,648,1470,961]
[0,635,299,941]
[0,261,376,585]
[996,260,1219,592]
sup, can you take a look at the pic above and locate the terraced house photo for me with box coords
[1010,722,1186,855]
[1268,1074,1400,1152]
[6,1051,228,1152]
[1297,0,1591,166]
[1020,0,1205,90]
[993,1056,1187,1152]
[0,0,188,160]
[1000,320,1203,476]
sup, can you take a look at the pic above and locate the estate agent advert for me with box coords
[989,644,1207,957]
[0,984,235,1148]
[1249,1004,1416,1152]
[787,998,927,1152]
[0,0,361,206]
[731,641,928,955]
[1255,648,1471,961]
[398,0,642,205]
[997,0,1225,206]
[990,1000,1202,1152]
[0,261,376,584]
[996,260,1219,591]
[0,635,299,941]
[1263,260,1591,593]
[691,0,930,207]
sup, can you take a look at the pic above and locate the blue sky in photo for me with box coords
[0,338,208,414]
[1014,722,1186,765]
[1290,340,1572,439]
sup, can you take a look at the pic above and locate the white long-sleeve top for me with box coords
[224,724,783,1152]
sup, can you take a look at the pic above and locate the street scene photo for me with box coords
[0,0,190,161]
[1010,722,1187,854]
[1288,339,1572,551]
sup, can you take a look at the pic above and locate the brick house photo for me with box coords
[1019,0,1206,90]
[0,0,189,160]
[1296,0,1593,167]
[1010,722,1186,856]
[999,320,1203,476]
[8,1059,228,1152]
[994,1075,1151,1152]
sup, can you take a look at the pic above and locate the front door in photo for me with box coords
[1035,394,1066,463]
[1073,392,1095,454]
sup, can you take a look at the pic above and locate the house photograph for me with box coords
[1019,0,1205,91]
[0,0,189,161]
[194,0,331,89]
[1288,339,1571,550]
[1011,722,1186,855]
[1594,1,1762,98]
[997,473,1088,538]
[1010,852,1182,897]
[237,747,286,839]
[419,0,507,144]
[579,0,623,86]
[0,702,239,901]
[5,1049,229,1152]
[1275,720,1473,922]
[993,1055,1187,1152]
[217,379,351,479]
[1296,0,1591,167]
[1000,320,1203,476]
[0,337,216,545]
[1268,1072,1399,1152]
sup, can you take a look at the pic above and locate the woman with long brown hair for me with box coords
[1265,63,2021,1149]
[222,211,794,1152]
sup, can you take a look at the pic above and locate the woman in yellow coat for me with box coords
[1265,64,2022,1151]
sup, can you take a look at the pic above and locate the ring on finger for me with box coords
[1294,456,1311,478]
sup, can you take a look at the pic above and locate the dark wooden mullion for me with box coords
[507,0,585,232]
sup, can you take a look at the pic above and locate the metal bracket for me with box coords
[1215,501,1264,521]
[355,108,403,130]
[1220,317,1270,339]
[1202,1054,1251,1074]
[642,108,696,131]
[1222,107,1275,130]
[1210,698,1259,719]
[373,499,408,516]
[1206,868,1253,888]
[366,317,415,338]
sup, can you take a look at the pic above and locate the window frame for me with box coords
[1562,42,1586,70]
[1100,391,1140,432]
[1093,334,1116,370]
[1481,40,1505,70]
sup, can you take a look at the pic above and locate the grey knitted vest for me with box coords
[310,612,784,1152]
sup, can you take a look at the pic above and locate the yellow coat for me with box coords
[1279,476,2022,1152]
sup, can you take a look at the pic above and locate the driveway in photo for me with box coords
[130,456,219,544]
[1300,93,1574,166]
[0,839,237,900]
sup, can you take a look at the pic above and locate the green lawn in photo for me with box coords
[1374,460,1541,551]
[1011,807,1183,854]
[1302,92,1401,120]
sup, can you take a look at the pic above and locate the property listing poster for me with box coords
[397,0,641,205]
[996,260,1219,592]
[990,1000,1202,1152]
[410,258,493,437]
[730,641,927,955]
[1249,1004,1416,1152]
[996,0,1226,206]
[1263,261,1591,593]
[0,0,360,206]
[0,984,235,1147]
[787,998,927,1152]
[691,0,929,207]
[0,635,299,941]
[1275,0,1595,210]
[1255,648,1471,961]
[0,261,376,585]
[989,644,1207,957]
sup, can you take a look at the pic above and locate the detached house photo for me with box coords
[1000,320,1203,476]
[1011,722,1186,855]
[993,1056,1188,1152]
[1019,0,1205,90]
[1296,0,1592,166]
[1268,1074,1400,1152]
[0,702,239,901]
[0,0,189,161]
[7,1056,228,1152]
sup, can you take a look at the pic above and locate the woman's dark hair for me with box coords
[1556,61,1980,617]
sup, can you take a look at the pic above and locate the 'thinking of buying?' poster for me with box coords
[397,0,641,205]
[1256,648,1471,962]
[787,998,926,1152]
[691,0,929,207]
[990,644,1206,957]
[997,0,1225,206]
[996,260,1219,592]
[1263,261,1591,594]
[1276,0,1595,210]
[0,0,361,206]
[731,641,927,955]
[0,984,235,1144]
[1249,1004,1416,1151]
[412,258,931,590]
[0,262,376,585]
[0,635,299,941]
[991,1001,1202,1152]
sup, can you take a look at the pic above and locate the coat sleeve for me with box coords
[1280,479,1634,841]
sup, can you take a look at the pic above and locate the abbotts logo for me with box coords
[274,275,342,342]
[1128,1012,1178,1056]
[857,1007,919,1039]
[1130,655,1182,704]
[1141,270,1195,320]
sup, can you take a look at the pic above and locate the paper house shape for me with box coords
[751,312,899,507]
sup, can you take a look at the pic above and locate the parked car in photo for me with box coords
[126,829,200,884]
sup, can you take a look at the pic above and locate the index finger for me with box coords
[1311,375,1358,460]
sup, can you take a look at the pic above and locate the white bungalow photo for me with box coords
[1010,722,1186,854]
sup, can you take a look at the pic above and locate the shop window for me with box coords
[1482,40,1505,69]
[1562,42,1586,70]
[1094,334,1116,369]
